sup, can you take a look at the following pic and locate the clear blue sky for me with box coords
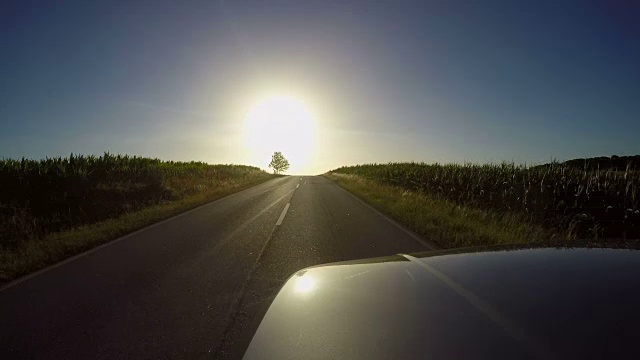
[1,0,639,174]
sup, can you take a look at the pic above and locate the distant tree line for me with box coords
[562,155,640,171]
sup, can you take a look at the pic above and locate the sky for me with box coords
[1,0,639,174]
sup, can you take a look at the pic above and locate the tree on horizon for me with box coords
[269,152,290,174]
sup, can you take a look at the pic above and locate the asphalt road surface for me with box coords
[1,176,432,359]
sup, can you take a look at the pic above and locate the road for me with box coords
[0,176,432,359]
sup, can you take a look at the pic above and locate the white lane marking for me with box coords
[300,177,303,181]
[296,184,299,189]
[276,203,291,226]
[213,189,294,250]
[218,196,294,350]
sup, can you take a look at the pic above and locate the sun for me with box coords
[243,95,316,174]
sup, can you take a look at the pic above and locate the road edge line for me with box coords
[330,178,437,250]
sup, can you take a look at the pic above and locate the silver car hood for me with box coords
[244,246,640,359]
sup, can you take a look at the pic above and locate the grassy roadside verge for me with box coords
[325,173,557,249]
[0,175,273,285]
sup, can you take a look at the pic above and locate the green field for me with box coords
[0,153,274,282]
[329,159,640,246]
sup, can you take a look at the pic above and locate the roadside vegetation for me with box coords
[327,158,640,248]
[0,153,273,282]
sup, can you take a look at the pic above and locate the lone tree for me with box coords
[269,151,290,174]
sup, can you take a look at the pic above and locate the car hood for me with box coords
[244,246,640,359]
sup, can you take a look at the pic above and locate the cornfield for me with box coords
[0,153,268,248]
[332,161,640,239]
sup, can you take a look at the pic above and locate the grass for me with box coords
[331,161,640,239]
[0,154,274,284]
[326,173,562,249]
[1,153,271,246]
[0,175,272,284]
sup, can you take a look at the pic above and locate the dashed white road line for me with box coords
[213,189,294,250]
[296,184,299,189]
[276,203,291,226]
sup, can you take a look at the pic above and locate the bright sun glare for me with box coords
[243,95,316,174]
